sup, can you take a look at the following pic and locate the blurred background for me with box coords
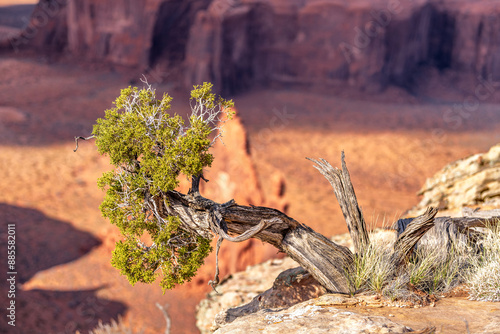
[0,0,499,333]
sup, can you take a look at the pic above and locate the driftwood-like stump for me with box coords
[163,153,500,294]
[166,188,354,293]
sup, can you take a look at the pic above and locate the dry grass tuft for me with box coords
[348,220,500,303]
[465,221,500,302]
[87,316,142,334]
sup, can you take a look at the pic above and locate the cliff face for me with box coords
[185,0,500,93]
[4,0,68,52]
[65,0,211,66]
[65,0,156,65]
[407,143,500,216]
[6,0,500,91]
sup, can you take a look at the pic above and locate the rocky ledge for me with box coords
[408,143,500,216]
[195,253,439,334]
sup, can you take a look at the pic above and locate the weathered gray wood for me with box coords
[462,207,500,218]
[281,224,353,293]
[308,153,369,254]
[395,215,500,236]
[395,211,500,253]
[165,189,353,293]
[393,207,438,264]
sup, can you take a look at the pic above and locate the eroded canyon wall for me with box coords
[65,0,211,66]
[6,0,500,92]
[184,0,500,93]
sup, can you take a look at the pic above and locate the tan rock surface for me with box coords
[212,266,328,332]
[213,294,414,334]
[196,257,300,334]
[408,143,500,216]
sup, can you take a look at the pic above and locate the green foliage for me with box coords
[93,81,233,291]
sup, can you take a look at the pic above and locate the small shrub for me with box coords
[468,260,500,302]
[349,234,393,294]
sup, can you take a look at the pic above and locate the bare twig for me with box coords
[155,303,172,334]
[73,135,95,152]
[208,236,224,292]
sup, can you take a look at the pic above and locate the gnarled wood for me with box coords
[308,153,369,254]
[163,153,490,294]
[395,215,500,236]
[165,189,354,293]
[395,211,500,253]
[281,224,353,293]
[393,207,438,264]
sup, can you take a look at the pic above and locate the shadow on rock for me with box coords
[0,203,101,283]
[5,287,127,334]
[0,203,127,333]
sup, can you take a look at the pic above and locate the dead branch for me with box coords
[73,135,95,152]
[393,207,438,264]
[165,187,354,293]
[394,210,500,253]
[308,152,369,254]
[155,303,172,334]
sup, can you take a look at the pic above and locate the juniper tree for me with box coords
[77,81,499,297]
[89,81,234,291]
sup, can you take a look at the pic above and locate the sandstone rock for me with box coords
[213,266,327,331]
[196,257,300,334]
[407,143,500,216]
[65,0,159,66]
[202,109,263,206]
[2,0,68,53]
[213,294,413,334]
[0,106,28,123]
[65,0,213,67]
[0,26,20,43]
[185,0,500,94]
[1,0,211,67]
[6,0,500,94]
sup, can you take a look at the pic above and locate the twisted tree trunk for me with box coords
[163,153,500,294]
[165,188,354,293]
